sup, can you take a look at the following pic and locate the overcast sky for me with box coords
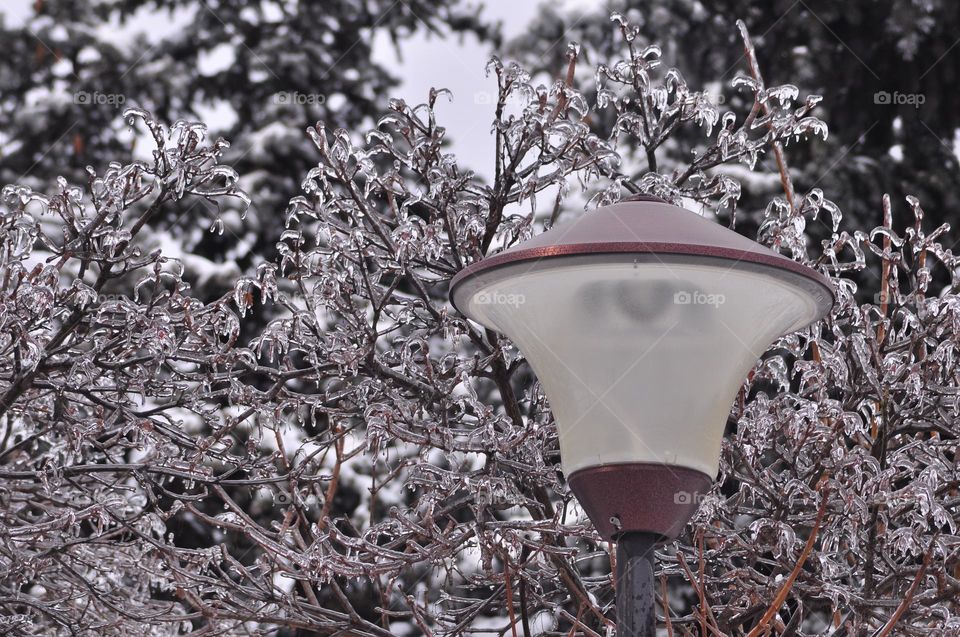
[371,1,546,178]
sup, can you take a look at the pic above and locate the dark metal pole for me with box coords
[616,532,658,637]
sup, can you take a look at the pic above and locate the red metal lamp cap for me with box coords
[450,196,835,317]
[567,463,713,541]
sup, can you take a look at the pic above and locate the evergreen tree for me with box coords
[509,0,960,237]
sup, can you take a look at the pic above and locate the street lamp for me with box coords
[449,194,834,635]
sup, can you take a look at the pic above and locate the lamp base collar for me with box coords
[567,462,713,541]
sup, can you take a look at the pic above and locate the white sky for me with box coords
[371,1,544,178]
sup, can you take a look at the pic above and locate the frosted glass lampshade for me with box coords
[456,254,822,477]
[450,196,833,539]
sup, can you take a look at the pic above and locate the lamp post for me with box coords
[449,194,834,635]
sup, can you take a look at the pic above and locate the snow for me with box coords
[198,43,237,76]
[0,0,31,28]
[94,3,198,49]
